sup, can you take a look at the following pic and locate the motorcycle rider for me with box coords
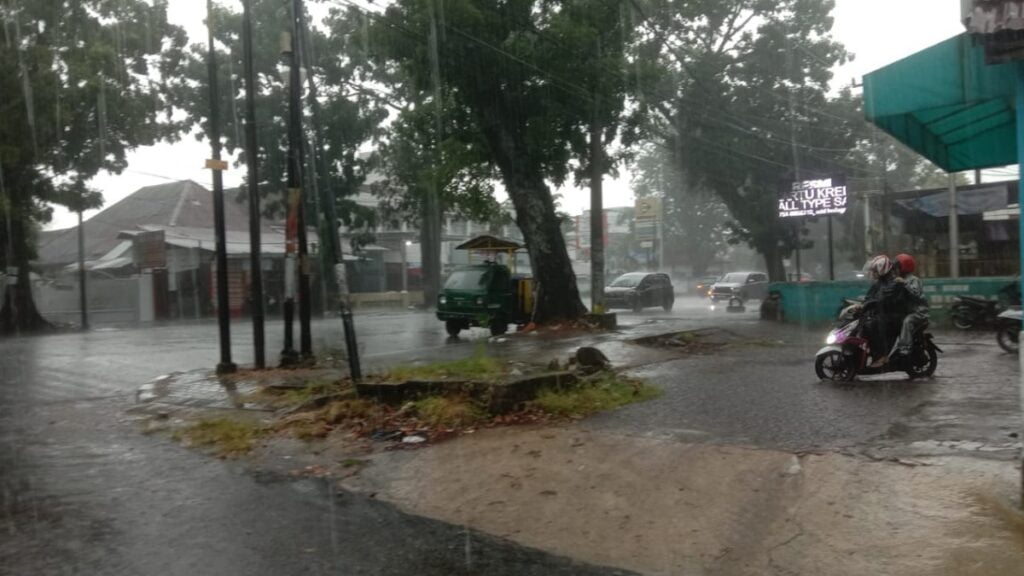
[891,253,929,359]
[860,255,903,367]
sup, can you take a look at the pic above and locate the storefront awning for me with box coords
[864,33,1019,172]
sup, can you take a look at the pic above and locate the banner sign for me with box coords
[779,177,848,218]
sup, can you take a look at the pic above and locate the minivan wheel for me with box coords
[445,320,464,337]
[489,317,508,337]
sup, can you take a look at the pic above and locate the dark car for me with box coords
[710,272,769,303]
[604,272,674,312]
[693,275,720,297]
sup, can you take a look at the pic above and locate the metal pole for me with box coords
[827,215,834,281]
[948,172,959,279]
[1014,63,1024,508]
[292,0,313,360]
[206,0,235,374]
[241,0,265,368]
[77,209,88,330]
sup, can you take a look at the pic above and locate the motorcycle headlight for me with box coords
[826,333,837,345]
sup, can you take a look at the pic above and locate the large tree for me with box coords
[169,0,386,226]
[631,144,729,276]
[366,0,635,323]
[0,0,185,333]
[635,0,857,280]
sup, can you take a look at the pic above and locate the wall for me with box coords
[33,276,140,326]
[771,276,1019,326]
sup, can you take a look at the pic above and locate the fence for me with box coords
[33,276,140,326]
[769,276,1018,326]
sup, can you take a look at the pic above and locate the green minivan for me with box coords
[436,263,533,337]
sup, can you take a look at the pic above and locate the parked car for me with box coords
[604,272,675,312]
[693,275,720,297]
[710,272,769,303]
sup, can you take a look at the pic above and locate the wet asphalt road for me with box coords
[2,299,1021,575]
[0,311,639,576]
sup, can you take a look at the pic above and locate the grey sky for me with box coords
[47,0,968,230]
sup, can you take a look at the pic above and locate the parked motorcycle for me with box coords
[995,308,1022,354]
[815,301,941,382]
[949,281,1021,330]
[950,296,1004,330]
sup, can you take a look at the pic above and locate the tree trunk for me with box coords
[421,183,442,309]
[503,168,586,324]
[0,259,51,335]
[759,240,786,282]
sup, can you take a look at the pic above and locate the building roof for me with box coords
[36,180,271,266]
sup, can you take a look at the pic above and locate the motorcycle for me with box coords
[950,296,1004,330]
[995,308,1022,353]
[950,281,1021,330]
[815,301,941,382]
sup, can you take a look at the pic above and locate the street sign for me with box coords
[205,158,229,171]
[779,176,848,218]
[134,230,166,269]
[635,197,661,219]
[640,240,654,249]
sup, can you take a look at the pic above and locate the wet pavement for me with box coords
[1,300,1021,574]
[0,310,646,576]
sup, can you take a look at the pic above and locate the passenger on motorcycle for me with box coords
[891,253,929,359]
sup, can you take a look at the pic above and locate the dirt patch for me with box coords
[634,327,783,354]
[338,427,1024,576]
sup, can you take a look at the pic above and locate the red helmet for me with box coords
[895,253,916,275]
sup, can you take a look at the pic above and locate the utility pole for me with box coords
[787,38,802,281]
[206,0,236,374]
[241,0,265,368]
[424,0,443,309]
[295,5,360,380]
[77,208,88,330]
[292,0,313,360]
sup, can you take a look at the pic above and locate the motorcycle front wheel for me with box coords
[997,328,1019,353]
[815,350,856,382]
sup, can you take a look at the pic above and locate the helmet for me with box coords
[865,255,894,278]
[895,253,916,275]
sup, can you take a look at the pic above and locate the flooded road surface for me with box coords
[0,311,640,576]
[1,302,1021,574]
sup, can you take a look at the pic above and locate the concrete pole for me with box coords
[1014,63,1024,507]
[77,210,88,330]
[948,172,960,279]
[241,0,265,368]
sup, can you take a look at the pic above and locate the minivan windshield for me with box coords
[444,269,489,290]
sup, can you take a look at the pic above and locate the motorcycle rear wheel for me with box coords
[997,328,1019,354]
[815,350,856,382]
[905,347,938,379]
[951,311,975,330]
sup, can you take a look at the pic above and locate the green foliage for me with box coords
[533,374,660,418]
[632,144,729,275]
[412,395,488,428]
[168,0,385,225]
[635,0,856,279]
[175,418,264,458]
[0,0,185,329]
[385,346,505,382]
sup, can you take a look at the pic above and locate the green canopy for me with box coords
[864,34,1019,172]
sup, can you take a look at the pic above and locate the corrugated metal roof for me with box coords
[36,180,275,266]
